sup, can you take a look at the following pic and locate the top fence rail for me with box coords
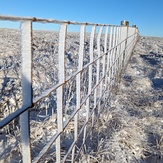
[0,15,123,26]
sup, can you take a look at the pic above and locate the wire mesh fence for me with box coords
[0,15,139,163]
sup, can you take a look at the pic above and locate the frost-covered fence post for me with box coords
[20,21,32,163]
[76,24,86,143]
[89,26,96,126]
[116,27,121,75]
[134,27,139,47]
[104,26,110,98]
[71,25,86,162]
[56,23,67,163]
[112,27,117,78]
[106,27,113,90]
[97,26,109,113]
[85,25,96,132]
[110,27,116,83]
[133,28,138,45]
[96,26,103,114]
[125,27,135,63]
[120,20,129,70]
[103,26,109,100]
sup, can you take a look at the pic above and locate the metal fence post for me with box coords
[115,27,121,75]
[110,27,116,81]
[112,27,117,78]
[88,26,96,127]
[20,20,32,163]
[104,26,110,98]
[96,26,103,114]
[120,20,129,70]
[56,23,67,163]
[121,20,129,27]
[107,27,113,88]
[99,26,108,108]
[71,24,85,162]
[104,26,109,71]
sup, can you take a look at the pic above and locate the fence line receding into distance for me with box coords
[0,15,139,163]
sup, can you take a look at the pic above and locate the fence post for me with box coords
[96,26,103,114]
[102,26,109,106]
[110,27,116,83]
[20,20,32,163]
[107,26,113,88]
[115,27,121,75]
[120,20,129,70]
[112,27,117,78]
[121,20,129,27]
[87,25,96,125]
[56,23,67,163]
[71,25,85,162]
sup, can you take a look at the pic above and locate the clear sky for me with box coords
[0,0,163,37]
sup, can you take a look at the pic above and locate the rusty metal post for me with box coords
[121,20,129,26]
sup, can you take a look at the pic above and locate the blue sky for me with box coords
[0,0,163,37]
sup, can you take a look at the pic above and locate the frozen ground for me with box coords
[0,28,163,163]
[80,36,163,163]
